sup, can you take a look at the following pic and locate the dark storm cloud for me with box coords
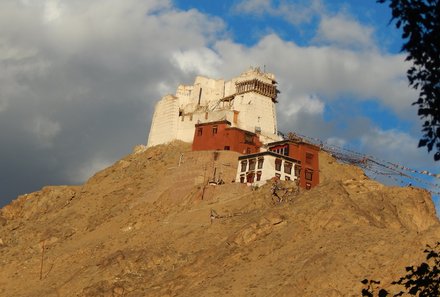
[0,0,225,206]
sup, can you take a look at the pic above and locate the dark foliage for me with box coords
[378,0,440,161]
[361,242,439,296]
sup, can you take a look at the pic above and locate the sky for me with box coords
[0,0,438,211]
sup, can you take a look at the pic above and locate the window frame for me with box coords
[284,161,292,174]
[305,169,313,181]
[275,158,282,171]
[249,159,256,171]
[306,152,314,165]
[256,171,262,181]
[244,133,254,144]
[294,166,301,177]
[240,175,245,183]
[246,172,255,183]
[240,160,247,172]
[257,158,264,169]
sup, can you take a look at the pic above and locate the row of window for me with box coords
[241,158,298,175]
[270,146,288,156]
[269,147,314,165]
[240,158,264,172]
[240,157,313,181]
[197,126,255,146]
[239,172,292,183]
[197,125,218,136]
[239,171,262,183]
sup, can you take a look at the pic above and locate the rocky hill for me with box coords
[0,141,439,297]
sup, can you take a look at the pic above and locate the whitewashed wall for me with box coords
[147,95,179,147]
[147,68,282,147]
[235,154,298,186]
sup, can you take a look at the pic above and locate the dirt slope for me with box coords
[0,141,439,297]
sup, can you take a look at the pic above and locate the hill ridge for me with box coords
[0,141,439,296]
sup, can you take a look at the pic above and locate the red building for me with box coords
[192,120,262,154]
[266,139,320,189]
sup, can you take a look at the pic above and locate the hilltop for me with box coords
[0,141,439,296]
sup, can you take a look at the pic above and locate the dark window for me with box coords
[256,171,262,181]
[198,88,203,105]
[244,133,253,144]
[285,176,290,181]
[224,146,230,150]
[275,158,282,171]
[275,173,281,179]
[284,162,292,174]
[240,175,245,183]
[305,169,313,181]
[212,125,218,134]
[249,159,256,170]
[257,158,264,169]
[241,160,247,172]
[306,153,314,165]
[197,128,203,136]
[246,172,255,183]
[295,166,301,177]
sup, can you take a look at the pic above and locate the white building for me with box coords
[147,67,282,147]
[235,151,300,186]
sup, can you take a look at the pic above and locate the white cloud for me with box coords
[326,137,347,147]
[213,34,414,117]
[156,81,175,97]
[360,128,424,168]
[43,0,62,23]
[171,48,222,77]
[282,94,325,117]
[314,14,375,49]
[0,41,37,61]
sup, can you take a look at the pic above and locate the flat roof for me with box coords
[225,126,258,136]
[238,151,300,164]
[194,120,258,136]
[267,139,320,150]
[195,120,231,127]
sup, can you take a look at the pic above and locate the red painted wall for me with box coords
[192,121,262,154]
[268,141,320,189]
[290,143,319,189]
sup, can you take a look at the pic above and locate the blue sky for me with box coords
[174,0,401,49]
[171,0,439,203]
[0,0,438,212]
